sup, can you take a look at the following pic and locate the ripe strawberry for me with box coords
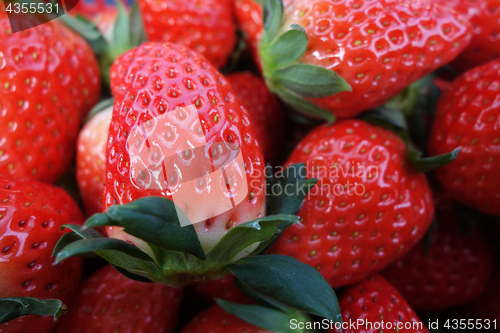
[0,177,83,333]
[138,0,236,68]
[235,0,472,118]
[76,107,112,216]
[53,265,182,333]
[422,0,500,71]
[190,274,252,304]
[428,59,500,215]
[330,275,428,333]
[106,42,266,253]
[381,194,494,311]
[226,72,285,164]
[270,120,434,288]
[0,12,101,183]
[181,304,273,333]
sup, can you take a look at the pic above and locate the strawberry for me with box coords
[105,41,266,254]
[235,0,472,120]
[428,59,500,215]
[226,72,285,164]
[76,106,112,216]
[381,193,494,311]
[0,11,101,183]
[55,42,341,317]
[0,177,83,333]
[330,275,428,333]
[180,304,274,333]
[422,0,500,71]
[53,265,182,333]
[190,274,252,304]
[270,119,434,288]
[138,0,237,68]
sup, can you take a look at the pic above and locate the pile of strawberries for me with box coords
[0,0,499,332]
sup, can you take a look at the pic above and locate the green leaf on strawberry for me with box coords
[54,163,342,322]
[0,298,65,325]
[216,299,313,333]
[408,147,461,173]
[259,0,351,123]
[228,255,341,323]
[84,196,206,260]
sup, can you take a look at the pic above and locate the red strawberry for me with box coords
[429,59,500,216]
[270,120,434,288]
[330,275,428,333]
[138,0,236,68]
[235,0,472,118]
[53,265,182,333]
[381,194,494,311]
[226,72,285,164]
[190,274,252,304]
[181,304,273,333]
[422,0,500,71]
[76,107,112,216]
[106,42,266,253]
[0,11,101,183]
[0,177,83,333]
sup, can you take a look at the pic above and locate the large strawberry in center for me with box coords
[52,43,342,323]
[106,42,266,253]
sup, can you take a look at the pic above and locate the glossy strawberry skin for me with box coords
[0,13,101,183]
[76,107,112,216]
[138,0,236,68]
[189,274,252,304]
[181,304,273,333]
[107,42,266,252]
[429,59,500,216]
[53,265,183,333]
[236,0,471,118]
[226,72,285,164]
[381,194,494,311]
[270,120,434,288]
[0,177,83,333]
[330,275,428,333]
[424,0,500,71]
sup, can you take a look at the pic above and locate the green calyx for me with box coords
[59,1,146,85]
[53,164,314,286]
[53,164,343,324]
[54,200,299,286]
[360,105,460,173]
[0,298,65,325]
[216,275,328,333]
[258,0,351,123]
